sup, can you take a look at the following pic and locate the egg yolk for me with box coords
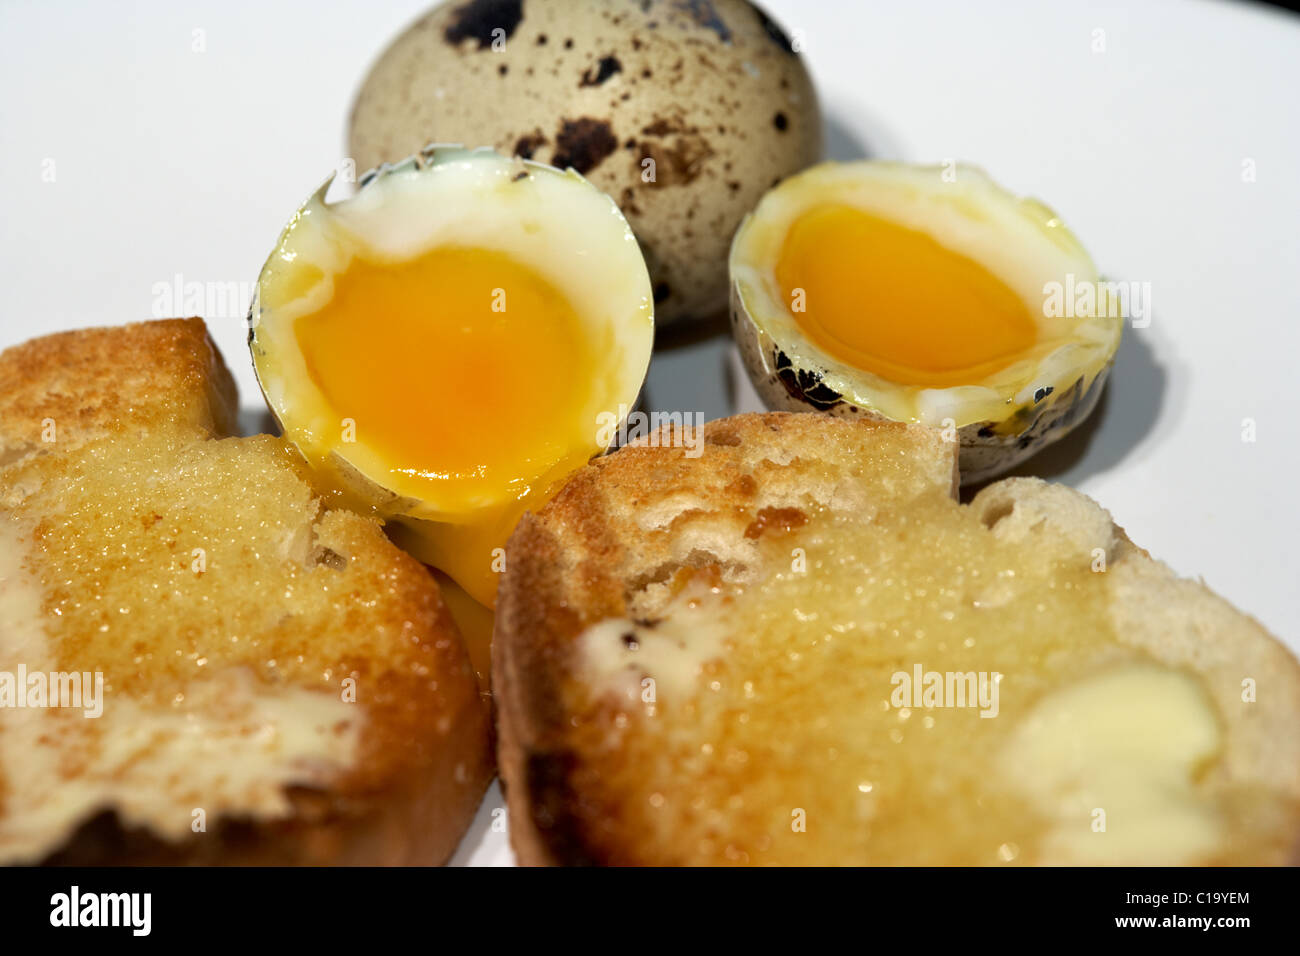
[432,570,494,693]
[775,204,1038,388]
[294,245,597,607]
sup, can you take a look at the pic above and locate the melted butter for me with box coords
[1002,666,1223,864]
[580,589,733,711]
[571,477,1236,865]
[0,431,378,862]
[0,512,361,863]
[0,516,47,663]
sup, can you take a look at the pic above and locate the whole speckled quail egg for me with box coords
[349,0,822,327]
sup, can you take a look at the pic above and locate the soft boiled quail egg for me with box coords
[729,161,1123,484]
[249,145,653,607]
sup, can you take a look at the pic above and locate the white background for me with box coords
[2,0,1297,865]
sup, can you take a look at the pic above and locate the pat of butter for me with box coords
[579,596,730,705]
[1002,665,1223,864]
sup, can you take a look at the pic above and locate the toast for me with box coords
[0,318,492,865]
[0,318,238,465]
[494,412,1300,865]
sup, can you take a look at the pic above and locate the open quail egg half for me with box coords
[249,145,653,606]
[729,161,1124,483]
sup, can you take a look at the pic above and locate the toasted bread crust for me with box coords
[0,318,238,464]
[494,512,591,865]
[495,412,1300,865]
[43,715,493,866]
[1,318,491,866]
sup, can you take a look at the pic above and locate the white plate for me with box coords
[3,0,1297,866]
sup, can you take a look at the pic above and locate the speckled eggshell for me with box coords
[349,0,822,327]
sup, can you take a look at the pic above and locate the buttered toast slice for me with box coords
[494,412,1300,865]
[0,318,238,463]
[0,319,491,865]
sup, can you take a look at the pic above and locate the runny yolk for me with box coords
[294,245,596,607]
[775,204,1038,388]
[432,570,494,693]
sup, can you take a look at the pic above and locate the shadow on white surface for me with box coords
[822,92,907,163]
[822,107,878,162]
[983,316,1182,490]
[237,406,278,438]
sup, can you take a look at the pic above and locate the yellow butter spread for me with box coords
[1001,666,1222,864]
[572,450,1234,864]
